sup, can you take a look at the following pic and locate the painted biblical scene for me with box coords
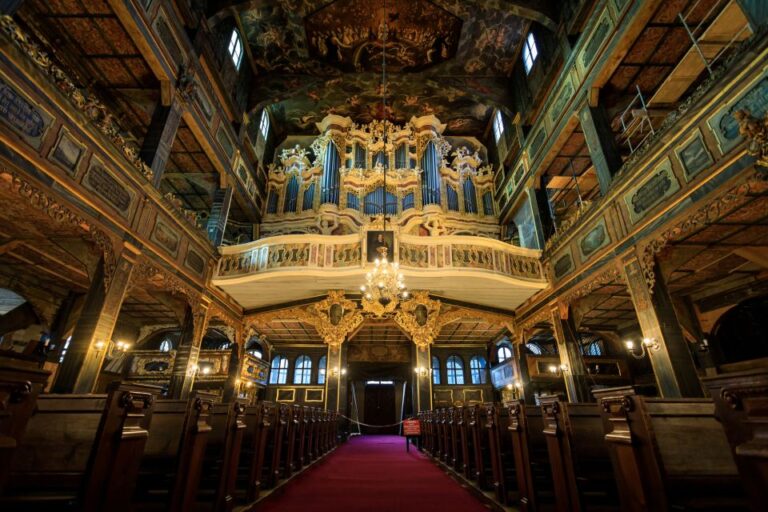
[305,0,462,73]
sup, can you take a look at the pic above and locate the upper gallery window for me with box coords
[493,111,504,143]
[470,356,488,384]
[159,339,173,352]
[228,28,244,70]
[523,32,538,74]
[497,345,513,363]
[259,109,270,141]
[318,355,327,385]
[293,355,312,384]
[269,355,288,384]
[446,355,465,385]
[432,356,441,385]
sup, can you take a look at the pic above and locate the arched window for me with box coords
[159,339,172,352]
[228,29,244,70]
[497,345,513,362]
[431,356,441,385]
[249,347,263,359]
[522,32,538,74]
[269,355,288,384]
[470,356,487,384]
[259,109,270,140]
[318,355,327,385]
[446,355,465,385]
[526,342,543,355]
[493,111,505,142]
[293,355,312,384]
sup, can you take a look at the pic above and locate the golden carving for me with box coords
[394,291,442,351]
[0,16,154,182]
[639,169,768,291]
[735,109,768,167]
[0,169,117,289]
[294,290,364,350]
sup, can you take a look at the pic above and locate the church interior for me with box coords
[1,0,768,510]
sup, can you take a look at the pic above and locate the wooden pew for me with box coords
[485,403,519,506]
[0,381,156,512]
[282,404,298,478]
[449,407,462,471]
[423,410,434,455]
[506,399,556,511]
[195,401,246,512]
[0,355,50,492]
[255,402,282,494]
[595,386,747,511]
[236,401,270,502]
[539,394,619,512]
[133,393,215,512]
[440,407,452,463]
[295,405,308,468]
[311,408,322,461]
[704,368,768,512]
[468,404,493,489]
[457,406,476,481]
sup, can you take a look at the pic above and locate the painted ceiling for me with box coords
[235,0,529,135]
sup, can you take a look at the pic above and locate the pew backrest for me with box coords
[596,386,740,512]
[0,358,50,492]
[704,368,768,512]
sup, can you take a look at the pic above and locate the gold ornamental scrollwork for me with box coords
[394,291,441,351]
[295,290,363,351]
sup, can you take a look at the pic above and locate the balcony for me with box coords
[213,233,547,310]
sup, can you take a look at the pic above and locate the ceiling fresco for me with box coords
[235,0,529,135]
[305,0,462,73]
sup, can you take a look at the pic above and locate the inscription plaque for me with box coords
[0,78,52,149]
[83,160,133,217]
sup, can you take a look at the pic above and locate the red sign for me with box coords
[402,419,421,436]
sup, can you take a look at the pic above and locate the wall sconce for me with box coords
[330,366,347,378]
[625,337,660,359]
[547,364,568,377]
[93,339,131,357]
[414,366,430,378]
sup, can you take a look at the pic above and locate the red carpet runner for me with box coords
[258,435,490,512]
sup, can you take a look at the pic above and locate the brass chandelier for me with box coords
[360,0,410,312]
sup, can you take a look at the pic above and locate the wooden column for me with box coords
[413,345,433,412]
[53,244,140,393]
[526,187,546,250]
[222,327,243,402]
[168,299,210,399]
[515,339,536,404]
[623,256,703,397]
[140,92,183,188]
[550,306,592,402]
[579,102,622,195]
[325,345,348,412]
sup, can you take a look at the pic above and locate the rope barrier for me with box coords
[336,413,410,429]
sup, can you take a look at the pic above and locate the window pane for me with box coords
[293,355,312,384]
[228,29,243,70]
[260,110,270,140]
[447,356,464,385]
[432,356,441,385]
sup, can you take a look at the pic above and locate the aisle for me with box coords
[257,435,491,512]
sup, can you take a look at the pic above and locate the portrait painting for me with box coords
[366,230,394,262]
